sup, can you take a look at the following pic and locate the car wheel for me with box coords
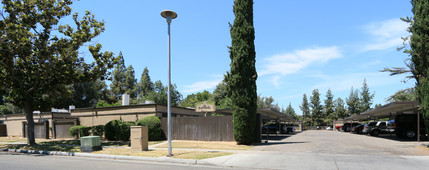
[404,129,416,139]
[372,130,379,136]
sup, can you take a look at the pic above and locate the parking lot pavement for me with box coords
[253,130,429,156]
[203,130,429,169]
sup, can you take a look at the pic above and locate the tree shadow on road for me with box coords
[254,141,308,146]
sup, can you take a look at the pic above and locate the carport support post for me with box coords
[418,110,420,142]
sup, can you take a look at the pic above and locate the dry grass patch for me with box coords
[157,140,253,150]
[0,137,51,143]
[93,147,232,159]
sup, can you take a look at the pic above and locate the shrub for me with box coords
[104,120,135,141]
[104,120,123,141]
[69,125,91,138]
[91,125,104,137]
[136,116,163,141]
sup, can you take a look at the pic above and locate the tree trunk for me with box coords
[24,102,36,145]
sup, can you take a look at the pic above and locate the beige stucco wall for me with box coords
[79,113,156,126]
[4,120,23,137]
[71,106,157,117]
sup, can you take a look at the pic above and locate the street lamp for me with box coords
[161,9,177,157]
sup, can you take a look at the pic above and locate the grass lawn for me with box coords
[0,138,238,159]
[156,140,253,150]
[93,147,232,159]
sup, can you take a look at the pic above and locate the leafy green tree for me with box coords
[300,94,310,127]
[213,80,234,109]
[407,0,429,134]
[137,67,153,100]
[381,0,429,134]
[310,89,323,126]
[60,80,102,108]
[227,0,257,145]
[323,89,335,125]
[124,65,137,98]
[334,98,347,120]
[386,88,417,102]
[359,79,375,113]
[285,103,297,119]
[144,80,182,107]
[0,0,117,145]
[374,103,383,108]
[110,52,126,100]
[346,87,360,116]
[179,90,214,108]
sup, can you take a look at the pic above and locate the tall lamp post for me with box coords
[161,10,177,157]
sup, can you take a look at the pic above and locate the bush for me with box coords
[104,120,123,141]
[104,120,135,141]
[91,125,104,136]
[69,125,91,138]
[136,116,163,141]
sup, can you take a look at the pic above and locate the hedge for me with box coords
[91,125,104,137]
[69,125,91,138]
[136,116,163,141]
[104,120,135,141]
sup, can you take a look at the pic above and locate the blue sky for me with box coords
[69,0,415,114]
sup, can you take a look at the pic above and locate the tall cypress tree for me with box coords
[124,65,137,98]
[300,94,310,127]
[110,52,127,100]
[324,89,335,125]
[310,89,323,126]
[346,87,360,116]
[407,0,429,134]
[228,0,257,145]
[359,79,374,113]
[138,67,153,100]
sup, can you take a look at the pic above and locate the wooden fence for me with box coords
[161,116,234,141]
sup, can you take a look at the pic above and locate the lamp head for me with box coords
[161,10,177,23]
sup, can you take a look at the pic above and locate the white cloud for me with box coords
[183,80,222,93]
[259,46,342,76]
[362,19,409,51]
[271,75,280,88]
[310,72,408,93]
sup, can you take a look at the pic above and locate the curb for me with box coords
[0,148,211,166]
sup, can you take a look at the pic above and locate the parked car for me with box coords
[351,125,364,134]
[362,121,377,134]
[262,124,288,134]
[286,124,296,133]
[341,123,360,132]
[369,121,395,136]
[395,114,426,139]
[335,125,342,131]
[326,126,333,130]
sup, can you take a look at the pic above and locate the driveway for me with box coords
[203,130,429,169]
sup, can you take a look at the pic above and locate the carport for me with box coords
[343,101,422,141]
[215,108,299,143]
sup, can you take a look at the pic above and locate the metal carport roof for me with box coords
[343,101,419,121]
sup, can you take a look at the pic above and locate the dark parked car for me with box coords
[395,114,426,139]
[362,121,377,134]
[262,124,287,134]
[369,120,395,136]
[352,125,364,134]
[341,123,360,132]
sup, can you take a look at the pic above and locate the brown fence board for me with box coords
[161,116,233,141]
